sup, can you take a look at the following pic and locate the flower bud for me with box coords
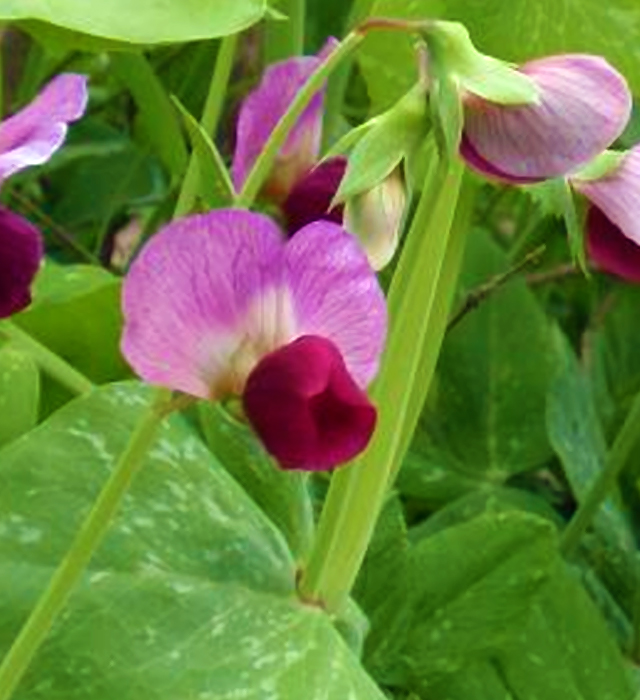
[344,169,406,270]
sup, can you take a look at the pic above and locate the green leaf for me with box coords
[403,230,560,491]
[0,383,387,699]
[359,0,640,112]
[14,264,129,415]
[0,0,267,47]
[198,402,313,559]
[0,344,40,448]
[172,97,235,209]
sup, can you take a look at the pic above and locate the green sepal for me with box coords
[428,60,464,162]
[571,149,626,182]
[424,21,539,105]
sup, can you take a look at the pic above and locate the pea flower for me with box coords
[460,55,632,183]
[570,147,640,282]
[231,43,406,269]
[121,210,387,471]
[0,73,88,318]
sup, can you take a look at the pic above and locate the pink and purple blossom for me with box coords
[570,147,640,282]
[460,55,631,183]
[121,209,387,470]
[0,73,88,318]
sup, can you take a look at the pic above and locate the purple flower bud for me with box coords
[282,156,347,235]
[243,335,376,471]
[460,55,632,183]
[0,207,43,318]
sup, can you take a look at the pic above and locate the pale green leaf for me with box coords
[0,344,40,448]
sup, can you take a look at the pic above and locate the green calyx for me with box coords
[570,149,626,182]
[423,20,539,105]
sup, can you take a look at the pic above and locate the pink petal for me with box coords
[121,210,290,399]
[243,335,376,470]
[283,220,387,386]
[0,208,43,318]
[571,147,640,247]
[461,55,631,182]
[231,38,338,200]
[282,156,346,235]
[587,205,640,283]
[0,73,88,182]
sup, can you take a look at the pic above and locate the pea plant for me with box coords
[0,1,639,698]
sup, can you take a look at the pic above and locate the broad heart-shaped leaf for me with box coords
[14,263,130,415]
[198,402,314,560]
[358,0,640,113]
[0,343,40,448]
[0,382,387,700]
[399,229,560,501]
[0,0,267,46]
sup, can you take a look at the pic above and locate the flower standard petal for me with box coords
[0,73,88,182]
[461,55,632,182]
[0,208,43,318]
[243,335,377,471]
[231,38,338,200]
[121,210,294,399]
[283,220,387,386]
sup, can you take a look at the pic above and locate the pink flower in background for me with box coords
[121,209,387,471]
[460,55,631,183]
[570,147,640,282]
[232,39,338,202]
[0,73,88,318]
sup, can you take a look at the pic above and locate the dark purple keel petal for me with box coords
[243,335,376,471]
[587,205,640,283]
[0,207,43,318]
[462,55,632,183]
[283,156,347,235]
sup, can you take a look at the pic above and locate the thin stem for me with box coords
[0,388,172,700]
[235,31,364,209]
[0,321,93,396]
[264,0,305,62]
[299,158,472,612]
[561,389,640,558]
[174,33,239,218]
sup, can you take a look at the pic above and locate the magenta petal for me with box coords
[283,220,387,386]
[283,156,347,235]
[0,208,43,318]
[0,73,88,182]
[572,147,640,248]
[587,206,640,283]
[462,55,632,182]
[122,210,290,399]
[231,38,338,200]
[243,335,376,470]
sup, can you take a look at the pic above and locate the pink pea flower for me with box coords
[570,147,640,282]
[232,39,338,202]
[121,210,387,471]
[460,55,632,183]
[0,73,88,318]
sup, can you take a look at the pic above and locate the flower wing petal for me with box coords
[121,210,286,398]
[283,220,387,386]
[587,205,640,283]
[462,55,631,182]
[0,73,88,181]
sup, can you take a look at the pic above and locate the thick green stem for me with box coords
[235,31,363,209]
[299,158,473,612]
[0,388,172,700]
[561,389,640,558]
[264,0,305,62]
[0,321,93,396]
[174,33,239,218]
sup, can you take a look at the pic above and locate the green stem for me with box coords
[264,0,305,62]
[0,387,172,700]
[561,389,640,558]
[0,321,93,396]
[299,158,472,612]
[235,30,364,209]
[174,33,239,218]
